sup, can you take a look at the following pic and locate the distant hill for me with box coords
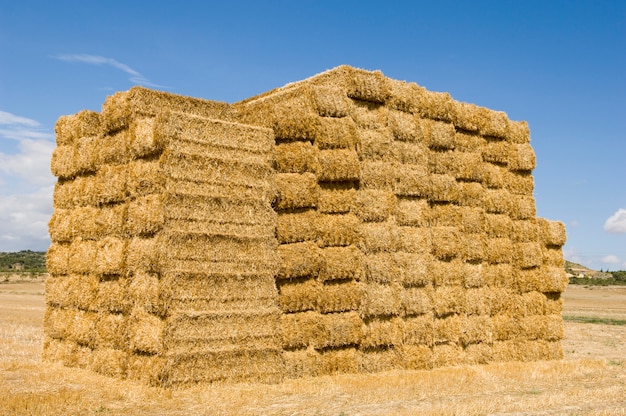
[0,250,47,273]
[565,260,614,279]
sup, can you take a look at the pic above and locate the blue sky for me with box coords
[0,1,624,270]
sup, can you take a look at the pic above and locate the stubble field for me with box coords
[0,279,624,415]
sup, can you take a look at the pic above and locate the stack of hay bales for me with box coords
[235,65,567,375]
[46,88,282,385]
[45,65,567,386]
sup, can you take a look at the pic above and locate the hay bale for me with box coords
[482,163,506,189]
[127,354,167,386]
[318,347,359,376]
[361,317,403,348]
[95,163,129,205]
[434,314,466,345]
[98,130,131,166]
[274,173,318,210]
[364,253,401,284]
[465,287,495,316]
[95,312,128,349]
[395,252,432,287]
[358,347,401,373]
[430,258,466,287]
[403,313,434,346]
[283,347,320,379]
[463,263,485,288]
[484,189,512,215]
[350,100,389,130]
[510,219,539,243]
[69,238,98,274]
[461,315,493,346]
[460,233,486,263]
[431,285,466,317]
[430,226,460,260]
[386,79,423,114]
[506,120,531,144]
[317,280,364,313]
[315,213,360,247]
[504,171,534,196]
[276,210,317,244]
[42,338,92,369]
[95,237,127,276]
[464,343,492,365]
[126,236,161,274]
[424,119,456,150]
[395,197,428,227]
[360,160,395,190]
[542,246,565,268]
[48,208,74,243]
[357,221,399,254]
[317,148,360,182]
[433,344,465,368]
[388,110,422,142]
[537,218,567,247]
[319,245,364,281]
[394,164,430,197]
[317,184,355,214]
[360,283,402,318]
[352,190,396,222]
[129,117,164,158]
[509,195,536,220]
[396,226,431,254]
[459,206,486,233]
[427,174,459,202]
[275,141,320,174]
[128,271,162,315]
[401,344,434,370]
[484,213,513,238]
[50,145,77,179]
[514,242,543,269]
[358,130,393,162]
[454,130,485,152]
[128,159,164,198]
[46,243,70,275]
[282,311,327,349]
[277,278,320,313]
[346,69,390,103]
[97,276,132,313]
[55,110,101,146]
[128,307,164,354]
[483,263,514,288]
[402,285,433,316]
[314,116,358,149]
[484,237,514,264]
[309,85,351,117]
[391,140,429,166]
[277,241,322,279]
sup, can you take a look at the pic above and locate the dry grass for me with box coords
[1,281,624,415]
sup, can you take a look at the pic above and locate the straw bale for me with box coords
[325,312,364,348]
[431,285,466,317]
[98,129,131,166]
[401,344,434,370]
[89,348,128,378]
[427,150,455,175]
[61,206,96,240]
[282,311,327,349]
[66,308,97,347]
[69,238,98,274]
[483,263,514,288]
[395,252,432,286]
[317,184,355,213]
[486,288,515,316]
[427,202,461,227]
[55,110,101,146]
[418,90,457,122]
[318,280,364,313]
[515,266,567,293]
[162,348,284,385]
[352,190,396,222]
[430,258,465,286]
[364,253,401,284]
[48,208,73,243]
[128,159,164,198]
[349,100,388,129]
[101,86,232,133]
[403,314,434,346]
[278,241,322,279]
[45,274,72,308]
[424,119,456,150]
[485,213,513,238]
[465,287,494,316]
[53,177,84,209]
[278,278,320,313]
[537,218,567,247]
[275,141,320,174]
[43,338,92,369]
[460,233,486,263]
[318,347,359,375]
[165,310,281,353]
[360,160,395,190]
[274,173,318,210]
[433,343,465,368]
[482,163,506,189]
[514,242,543,269]
[361,317,404,348]
[97,276,132,313]
[95,312,128,349]
[128,271,162,315]
[46,243,70,275]
[270,106,320,140]
[360,283,401,318]
[315,213,360,247]
[402,285,433,316]
[95,163,129,205]
[347,69,390,103]
[482,140,509,166]
[504,171,534,195]
[314,116,358,149]
[126,354,167,385]
[160,272,277,312]
[388,110,422,142]
[514,291,547,316]
[73,136,100,174]
[492,340,561,363]
[319,245,364,281]
[396,226,431,254]
[92,204,127,238]
[95,236,127,276]
[310,85,351,117]
[283,347,320,379]
[358,346,401,373]
[480,110,509,139]
[427,174,459,202]
[463,262,485,288]
[395,197,428,227]
[509,195,536,220]
[390,140,429,166]
[50,145,77,179]
[542,246,565,268]
[394,164,430,198]
[357,221,399,254]
[464,343,492,364]
[492,315,522,341]
[462,315,493,346]
[434,314,466,344]
[458,206,486,233]
[454,130,485,152]
[62,274,99,311]
[359,129,395,162]
[127,307,164,355]
[317,148,360,182]
[430,226,460,260]
[544,293,563,315]
[484,237,514,264]
[129,117,164,158]
[506,120,531,144]
[484,189,511,215]
[386,79,423,114]
[510,219,539,243]
[126,236,161,274]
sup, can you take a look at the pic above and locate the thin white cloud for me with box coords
[0,110,40,127]
[0,138,56,186]
[601,255,620,264]
[604,208,626,234]
[55,53,167,89]
[0,185,53,252]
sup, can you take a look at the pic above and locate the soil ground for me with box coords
[0,281,624,415]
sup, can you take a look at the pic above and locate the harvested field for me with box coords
[1,280,624,415]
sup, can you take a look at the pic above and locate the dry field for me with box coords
[0,280,624,415]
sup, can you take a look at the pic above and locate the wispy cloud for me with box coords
[601,254,621,264]
[604,208,626,234]
[55,53,167,89]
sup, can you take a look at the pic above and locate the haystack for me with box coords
[45,65,567,386]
